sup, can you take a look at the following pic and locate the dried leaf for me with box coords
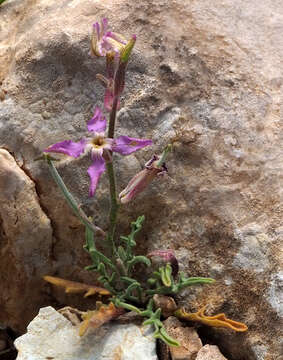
[175,306,248,332]
[43,275,111,297]
[79,302,125,336]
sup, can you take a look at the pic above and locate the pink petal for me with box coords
[101,18,108,35]
[87,107,107,133]
[113,136,152,155]
[93,22,100,39]
[87,155,106,197]
[107,31,127,45]
[119,168,152,204]
[45,139,86,158]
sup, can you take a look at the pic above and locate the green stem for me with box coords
[106,161,119,254]
[46,155,105,237]
[156,144,172,167]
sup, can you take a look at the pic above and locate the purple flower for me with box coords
[44,107,152,197]
[91,18,128,57]
[119,155,167,204]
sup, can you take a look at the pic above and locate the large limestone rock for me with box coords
[14,306,157,360]
[0,149,53,332]
[0,0,282,358]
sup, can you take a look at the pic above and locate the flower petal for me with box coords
[101,18,108,36]
[45,139,86,158]
[87,155,106,197]
[87,107,107,133]
[93,22,100,40]
[113,136,152,155]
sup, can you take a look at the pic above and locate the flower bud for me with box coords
[119,155,167,204]
[91,19,127,57]
[114,35,136,96]
[147,249,179,277]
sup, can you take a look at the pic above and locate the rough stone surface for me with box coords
[14,306,157,360]
[0,149,53,333]
[164,317,202,360]
[0,0,282,359]
[196,345,228,360]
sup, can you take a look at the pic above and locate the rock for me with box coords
[0,149,53,333]
[0,0,282,358]
[266,271,283,317]
[164,317,202,359]
[153,295,178,317]
[196,345,228,360]
[58,306,84,326]
[14,306,157,360]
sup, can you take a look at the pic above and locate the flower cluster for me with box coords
[91,19,136,112]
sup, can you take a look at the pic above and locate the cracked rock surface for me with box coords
[0,0,282,358]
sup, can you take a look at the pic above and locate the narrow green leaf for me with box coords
[46,156,105,236]
[114,299,142,313]
[178,277,215,291]
[117,246,127,261]
[160,264,172,287]
[120,276,139,284]
[127,255,151,272]
[156,327,180,347]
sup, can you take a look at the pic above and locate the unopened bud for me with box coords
[119,155,167,204]
[147,249,179,277]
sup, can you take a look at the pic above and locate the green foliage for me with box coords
[114,299,180,347]
[146,266,215,296]
[44,153,215,346]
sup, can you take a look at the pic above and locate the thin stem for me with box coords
[106,95,120,255]
[108,96,119,139]
[156,144,172,167]
[106,161,119,254]
[46,155,105,237]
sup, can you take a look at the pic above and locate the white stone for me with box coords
[266,272,283,317]
[15,307,157,360]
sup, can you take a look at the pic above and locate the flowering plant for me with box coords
[42,19,247,347]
